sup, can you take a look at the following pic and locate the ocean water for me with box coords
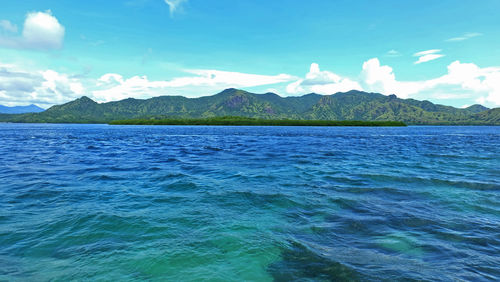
[0,124,499,281]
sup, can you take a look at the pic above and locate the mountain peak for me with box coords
[77,96,96,103]
[45,95,98,113]
[465,104,489,113]
[216,88,251,97]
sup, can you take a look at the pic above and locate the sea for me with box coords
[0,124,499,281]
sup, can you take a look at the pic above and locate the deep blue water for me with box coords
[0,124,499,281]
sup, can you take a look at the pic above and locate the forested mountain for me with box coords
[0,88,497,125]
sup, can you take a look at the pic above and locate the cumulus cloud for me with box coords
[438,61,500,105]
[413,49,444,64]
[286,63,362,95]
[164,0,188,15]
[360,58,424,98]
[0,11,65,50]
[446,32,482,42]
[0,20,17,33]
[367,59,500,105]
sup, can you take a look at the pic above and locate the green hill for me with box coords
[464,104,490,114]
[0,88,497,125]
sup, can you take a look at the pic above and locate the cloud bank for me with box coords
[0,62,83,106]
[0,61,295,106]
[287,59,500,106]
[92,69,295,102]
[1,58,499,108]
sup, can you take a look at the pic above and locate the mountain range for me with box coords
[0,104,45,114]
[0,89,498,125]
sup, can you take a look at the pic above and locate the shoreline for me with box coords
[109,118,406,127]
[2,121,500,126]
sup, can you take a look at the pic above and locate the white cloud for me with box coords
[414,49,441,57]
[441,61,500,105]
[446,32,482,42]
[286,63,362,95]
[0,20,17,33]
[413,49,444,64]
[360,58,500,105]
[22,11,65,49]
[360,58,422,98]
[0,11,65,50]
[164,0,188,15]
[181,69,293,88]
[415,54,445,64]
[93,74,167,102]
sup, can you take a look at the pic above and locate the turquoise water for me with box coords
[0,124,499,281]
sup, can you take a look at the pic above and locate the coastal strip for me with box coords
[109,117,406,126]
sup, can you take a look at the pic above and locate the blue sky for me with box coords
[1,0,499,108]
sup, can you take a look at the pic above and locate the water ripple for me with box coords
[0,124,499,281]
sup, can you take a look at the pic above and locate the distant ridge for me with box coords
[0,104,45,114]
[0,88,498,125]
[464,104,490,113]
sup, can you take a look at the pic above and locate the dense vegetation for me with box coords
[110,116,406,126]
[0,88,498,125]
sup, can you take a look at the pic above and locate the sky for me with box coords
[0,0,499,108]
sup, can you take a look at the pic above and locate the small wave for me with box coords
[153,172,187,182]
[363,173,499,191]
[203,146,223,151]
[86,174,126,181]
[162,180,200,192]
